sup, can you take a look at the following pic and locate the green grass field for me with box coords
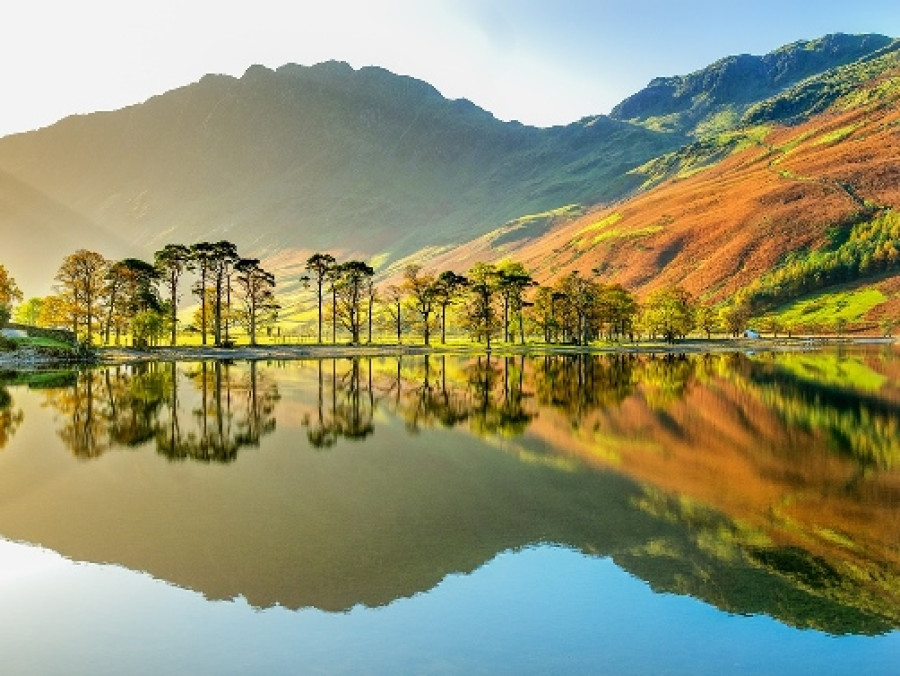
[767,287,886,331]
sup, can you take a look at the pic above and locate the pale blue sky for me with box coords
[2,0,899,137]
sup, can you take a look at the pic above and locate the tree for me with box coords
[497,262,534,344]
[761,313,782,338]
[595,284,637,341]
[834,316,848,337]
[432,270,468,344]
[403,264,438,346]
[333,260,374,344]
[13,297,42,326]
[641,286,695,343]
[694,304,718,340]
[55,249,108,343]
[103,260,132,345]
[0,265,23,326]
[103,258,160,345]
[719,301,752,338]
[529,286,558,343]
[235,258,278,346]
[36,295,69,329]
[382,284,406,344]
[190,242,217,345]
[365,276,377,344]
[326,264,343,344]
[209,241,239,346]
[155,244,192,345]
[131,309,167,347]
[305,253,336,344]
[192,289,216,338]
[556,271,600,344]
[464,263,502,349]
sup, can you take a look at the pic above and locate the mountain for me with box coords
[0,32,897,320]
[426,35,900,326]
[0,61,674,295]
[610,33,893,136]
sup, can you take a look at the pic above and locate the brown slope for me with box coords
[421,80,900,303]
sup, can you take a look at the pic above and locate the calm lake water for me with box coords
[1,347,898,674]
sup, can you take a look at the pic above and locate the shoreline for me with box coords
[73,336,900,366]
[1,336,895,368]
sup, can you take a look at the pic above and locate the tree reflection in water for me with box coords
[0,380,23,450]
[8,349,900,633]
[43,361,279,462]
[303,358,375,448]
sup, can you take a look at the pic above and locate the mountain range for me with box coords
[0,32,897,325]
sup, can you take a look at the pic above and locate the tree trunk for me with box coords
[200,270,208,346]
[214,272,223,345]
[317,280,323,344]
[170,273,178,346]
[331,288,337,344]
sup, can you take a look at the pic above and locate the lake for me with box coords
[1,347,898,674]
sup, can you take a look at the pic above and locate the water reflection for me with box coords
[37,361,279,462]
[0,348,898,636]
[303,358,374,447]
[162,361,280,462]
[0,379,23,449]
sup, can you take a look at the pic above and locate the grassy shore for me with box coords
[1,335,894,368]
[92,336,896,365]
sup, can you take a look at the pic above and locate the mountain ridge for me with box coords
[610,32,893,135]
[0,31,897,316]
[0,59,677,294]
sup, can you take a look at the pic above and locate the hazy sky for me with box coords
[3,0,899,137]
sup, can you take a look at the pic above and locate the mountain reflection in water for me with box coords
[0,348,897,635]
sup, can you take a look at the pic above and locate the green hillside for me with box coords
[610,33,892,136]
[0,31,897,324]
[0,62,674,294]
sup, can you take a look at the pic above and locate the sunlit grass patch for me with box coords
[815,122,864,146]
[577,211,623,235]
[590,225,663,246]
[772,287,886,328]
[712,124,771,150]
[11,336,76,351]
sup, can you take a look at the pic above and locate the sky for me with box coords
[2,0,900,138]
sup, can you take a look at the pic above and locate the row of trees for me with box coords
[11,242,277,346]
[305,254,715,346]
[8,241,845,348]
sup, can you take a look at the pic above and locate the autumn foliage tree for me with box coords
[55,249,109,343]
[403,264,438,346]
[640,286,695,343]
[0,264,22,326]
[463,263,502,349]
